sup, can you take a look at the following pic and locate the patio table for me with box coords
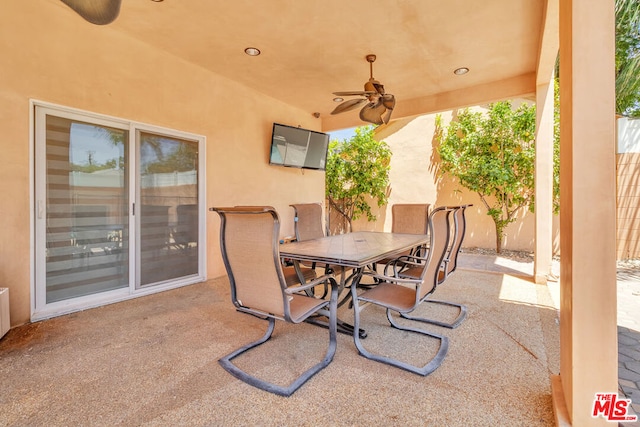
[280,231,429,337]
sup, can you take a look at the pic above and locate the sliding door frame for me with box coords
[31,100,206,321]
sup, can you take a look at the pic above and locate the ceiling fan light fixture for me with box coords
[454,67,469,75]
[333,97,344,102]
[244,47,261,56]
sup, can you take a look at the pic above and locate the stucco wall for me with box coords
[353,111,561,253]
[0,2,325,325]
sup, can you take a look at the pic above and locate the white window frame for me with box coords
[30,100,207,321]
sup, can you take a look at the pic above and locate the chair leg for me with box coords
[351,286,449,376]
[219,285,338,397]
[400,299,468,329]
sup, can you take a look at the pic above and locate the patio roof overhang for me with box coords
[102,0,556,131]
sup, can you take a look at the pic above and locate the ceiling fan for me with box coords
[330,54,396,125]
[60,0,121,25]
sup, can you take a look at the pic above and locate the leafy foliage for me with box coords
[436,101,536,252]
[143,141,198,174]
[553,78,561,213]
[70,156,124,173]
[325,126,391,232]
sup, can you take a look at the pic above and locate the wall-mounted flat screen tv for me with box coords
[269,123,329,171]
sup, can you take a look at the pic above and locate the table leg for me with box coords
[305,315,367,339]
[291,261,367,338]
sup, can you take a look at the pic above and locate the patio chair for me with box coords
[290,203,326,242]
[350,206,453,375]
[290,203,355,291]
[439,204,472,281]
[391,203,431,235]
[375,203,430,269]
[226,205,317,287]
[282,264,318,287]
[389,205,471,329]
[210,206,339,397]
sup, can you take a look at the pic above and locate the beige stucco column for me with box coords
[553,0,619,425]
[534,81,555,284]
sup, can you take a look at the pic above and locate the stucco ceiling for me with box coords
[102,0,552,131]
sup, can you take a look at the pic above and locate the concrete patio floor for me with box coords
[458,252,640,425]
[0,258,563,427]
[2,252,638,425]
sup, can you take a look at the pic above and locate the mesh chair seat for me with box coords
[289,293,331,323]
[357,282,418,312]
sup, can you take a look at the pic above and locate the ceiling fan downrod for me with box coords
[366,54,376,80]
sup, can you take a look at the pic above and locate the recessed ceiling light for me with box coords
[333,97,344,102]
[244,47,261,56]
[454,67,469,75]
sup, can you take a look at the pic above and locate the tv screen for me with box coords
[269,123,329,171]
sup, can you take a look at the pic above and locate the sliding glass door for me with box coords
[36,112,129,304]
[137,131,200,287]
[34,104,205,317]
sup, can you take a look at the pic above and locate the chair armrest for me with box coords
[395,252,429,263]
[383,253,428,276]
[410,243,429,258]
[360,270,422,286]
[284,273,337,294]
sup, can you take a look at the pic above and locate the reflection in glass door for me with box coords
[35,104,205,318]
[138,131,199,286]
[39,113,129,303]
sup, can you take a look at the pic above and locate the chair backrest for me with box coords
[290,203,325,241]
[211,206,290,320]
[391,203,430,234]
[442,204,471,278]
[417,206,452,301]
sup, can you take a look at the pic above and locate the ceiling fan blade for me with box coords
[359,100,387,125]
[331,98,368,115]
[381,108,393,124]
[375,94,395,124]
[333,91,376,97]
[60,0,121,25]
[382,94,396,110]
